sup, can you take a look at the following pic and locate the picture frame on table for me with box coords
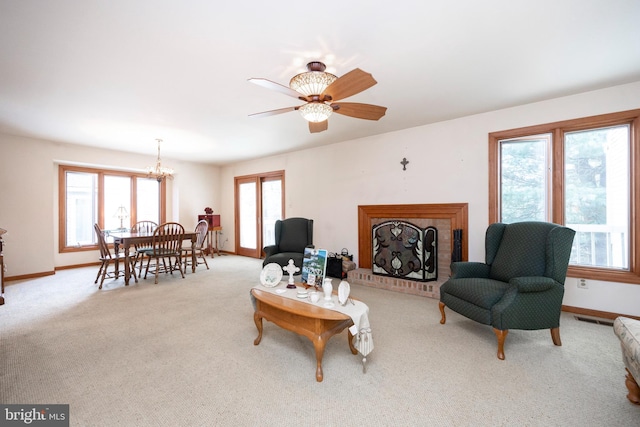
[301,247,328,288]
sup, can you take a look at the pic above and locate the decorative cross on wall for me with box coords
[400,158,409,171]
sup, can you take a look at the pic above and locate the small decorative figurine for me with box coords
[283,259,299,289]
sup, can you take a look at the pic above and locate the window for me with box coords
[564,126,630,270]
[499,134,551,223]
[489,109,640,284]
[59,165,165,252]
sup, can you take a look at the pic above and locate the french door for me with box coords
[234,171,284,258]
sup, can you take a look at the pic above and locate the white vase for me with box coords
[322,278,333,301]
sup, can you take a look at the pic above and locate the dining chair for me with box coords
[182,219,210,274]
[94,223,137,289]
[131,220,158,276]
[142,222,185,284]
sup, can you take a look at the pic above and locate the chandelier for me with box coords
[146,138,174,182]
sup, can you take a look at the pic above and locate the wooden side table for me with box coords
[206,226,222,257]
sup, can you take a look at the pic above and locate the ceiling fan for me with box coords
[248,61,387,133]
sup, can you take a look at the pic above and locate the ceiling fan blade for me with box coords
[248,78,307,100]
[309,120,328,133]
[332,102,387,120]
[248,106,298,118]
[322,69,377,101]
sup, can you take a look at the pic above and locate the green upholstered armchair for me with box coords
[439,221,575,360]
[262,217,314,273]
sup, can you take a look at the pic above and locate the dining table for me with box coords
[109,230,198,286]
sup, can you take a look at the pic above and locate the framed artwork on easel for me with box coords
[301,247,328,288]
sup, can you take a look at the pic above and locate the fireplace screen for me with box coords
[372,220,437,282]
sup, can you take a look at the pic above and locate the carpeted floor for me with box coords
[0,255,637,426]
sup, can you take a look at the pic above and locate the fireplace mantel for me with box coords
[357,203,468,269]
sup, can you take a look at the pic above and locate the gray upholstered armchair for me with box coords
[262,217,313,273]
[439,221,575,360]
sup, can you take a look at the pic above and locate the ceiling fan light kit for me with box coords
[249,61,387,133]
[289,61,337,97]
[299,102,333,123]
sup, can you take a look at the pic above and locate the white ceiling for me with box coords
[1,1,639,166]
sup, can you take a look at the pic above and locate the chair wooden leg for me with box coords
[138,254,146,276]
[625,368,640,405]
[177,256,185,279]
[200,251,209,269]
[95,261,105,284]
[129,258,138,283]
[550,327,562,346]
[493,328,508,360]
[98,261,108,290]
[144,258,151,280]
[438,302,447,324]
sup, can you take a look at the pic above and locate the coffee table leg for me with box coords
[312,339,327,382]
[253,312,263,345]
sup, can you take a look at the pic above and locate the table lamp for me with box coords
[114,206,129,230]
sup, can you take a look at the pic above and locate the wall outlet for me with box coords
[578,278,588,289]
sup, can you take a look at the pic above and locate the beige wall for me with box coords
[220,80,640,316]
[1,81,639,316]
[0,135,220,276]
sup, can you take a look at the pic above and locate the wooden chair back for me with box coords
[93,223,112,260]
[150,222,185,256]
[132,220,157,234]
[132,221,158,250]
[194,220,209,250]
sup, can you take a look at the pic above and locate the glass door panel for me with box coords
[239,181,257,249]
[234,171,284,259]
[261,178,282,248]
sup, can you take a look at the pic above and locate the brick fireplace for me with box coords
[348,203,468,298]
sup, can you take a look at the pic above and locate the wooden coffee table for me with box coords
[251,287,358,382]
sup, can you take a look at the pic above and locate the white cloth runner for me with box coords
[251,283,374,359]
